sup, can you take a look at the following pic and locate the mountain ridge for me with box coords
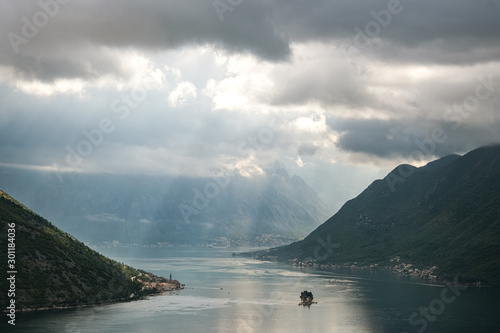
[250,145,500,285]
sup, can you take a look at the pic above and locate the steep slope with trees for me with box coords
[254,145,500,285]
[0,189,179,312]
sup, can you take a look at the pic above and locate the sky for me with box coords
[1,0,500,208]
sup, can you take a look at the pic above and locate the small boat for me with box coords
[298,290,317,306]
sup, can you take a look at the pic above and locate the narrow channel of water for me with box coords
[5,247,500,332]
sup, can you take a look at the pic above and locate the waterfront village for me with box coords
[290,255,438,281]
[130,272,184,298]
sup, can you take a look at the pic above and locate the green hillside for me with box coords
[0,189,175,311]
[252,145,500,285]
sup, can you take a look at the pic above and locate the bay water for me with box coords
[6,247,500,332]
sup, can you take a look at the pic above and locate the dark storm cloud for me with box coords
[0,0,290,81]
[330,113,500,160]
[1,0,500,173]
[2,0,500,82]
[330,118,417,158]
[271,0,500,64]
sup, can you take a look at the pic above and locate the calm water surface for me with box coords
[5,247,500,332]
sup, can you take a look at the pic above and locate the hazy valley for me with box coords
[0,162,330,247]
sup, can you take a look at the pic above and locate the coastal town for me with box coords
[290,256,439,281]
[389,256,438,280]
[131,272,184,298]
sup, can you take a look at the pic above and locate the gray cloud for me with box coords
[330,112,500,160]
[298,144,318,156]
[0,85,304,175]
[0,0,290,81]
[272,0,500,64]
[1,0,500,204]
[2,0,500,83]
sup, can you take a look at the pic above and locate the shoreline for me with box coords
[7,288,183,313]
[4,273,185,314]
[238,252,492,288]
[290,261,489,288]
[8,286,184,313]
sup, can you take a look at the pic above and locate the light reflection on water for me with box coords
[4,247,500,333]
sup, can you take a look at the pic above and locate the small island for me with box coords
[298,290,317,306]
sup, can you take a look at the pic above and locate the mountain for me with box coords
[0,189,181,312]
[0,163,329,245]
[252,145,500,285]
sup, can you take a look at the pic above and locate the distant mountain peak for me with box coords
[0,164,328,245]
[265,160,290,178]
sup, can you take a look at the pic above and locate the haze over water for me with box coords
[8,247,500,333]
